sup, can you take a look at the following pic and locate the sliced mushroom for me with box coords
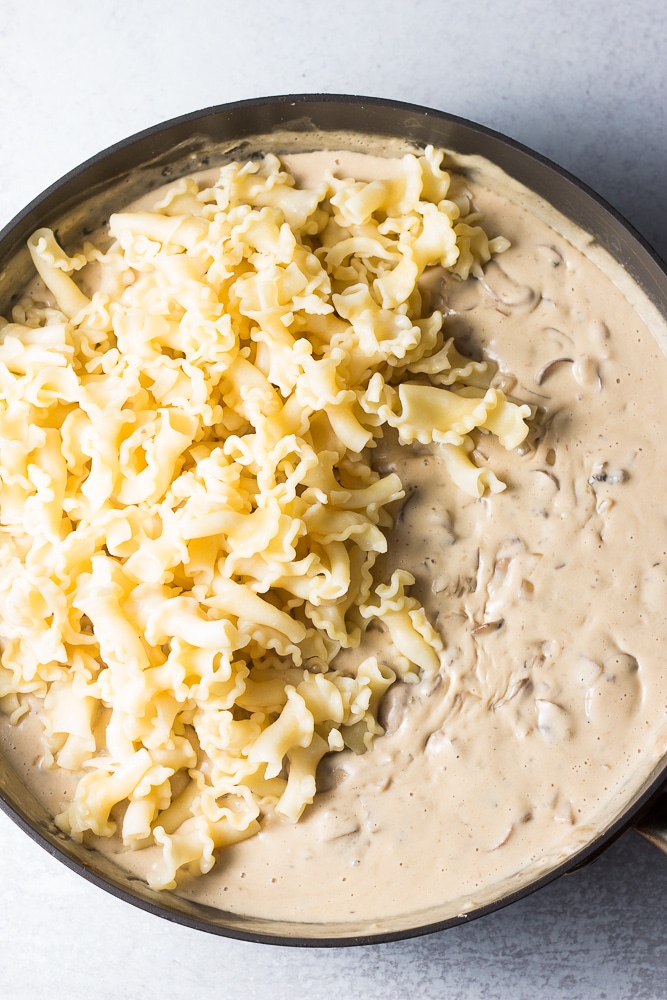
[572,354,602,390]
[471,618,504,637]
[479,261,538,314]
[490,676,531,710]
[535,699,573,743]
[534,357,573,386]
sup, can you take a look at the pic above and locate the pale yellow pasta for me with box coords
[277,732,331,822]
[0,146,530,889]
[439,439,507,497]
[26,229,90,319]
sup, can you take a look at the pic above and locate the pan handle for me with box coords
[635,792,667,854]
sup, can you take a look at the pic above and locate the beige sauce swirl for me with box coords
[2,148,667,927]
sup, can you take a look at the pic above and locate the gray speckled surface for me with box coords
[1,2,666,996]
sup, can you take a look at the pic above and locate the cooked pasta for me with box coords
[0,146,530,889]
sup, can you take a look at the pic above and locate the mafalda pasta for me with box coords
[0,147,530,890]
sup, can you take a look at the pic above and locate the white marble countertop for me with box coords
[1,2,666,997]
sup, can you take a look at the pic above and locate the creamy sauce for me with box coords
[2,148,667,929]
